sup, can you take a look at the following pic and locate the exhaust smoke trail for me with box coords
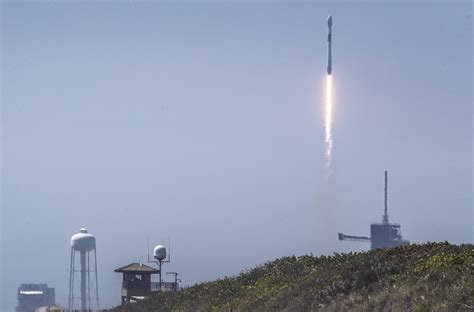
[324,74,333,177]
[324,15,334,178]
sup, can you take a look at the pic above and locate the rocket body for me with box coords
[327,15,332,75]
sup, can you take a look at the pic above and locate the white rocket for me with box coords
[327,15,333,75]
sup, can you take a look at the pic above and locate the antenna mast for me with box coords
[147,236,171,291]
[147,236,151,262]
[383,171,389,223]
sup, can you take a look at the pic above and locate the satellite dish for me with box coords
[153,245,167,261]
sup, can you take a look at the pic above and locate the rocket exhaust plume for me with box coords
[325,15,333,177]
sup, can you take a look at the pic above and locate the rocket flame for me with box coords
[324,74,333,177]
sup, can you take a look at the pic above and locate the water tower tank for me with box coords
[153,245,166,260]
[71,228,96,252]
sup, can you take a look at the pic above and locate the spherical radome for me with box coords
[71,228,96,252]
[153,245,166,260]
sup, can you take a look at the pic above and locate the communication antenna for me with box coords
[147,236,171,291]
[382,171,389,223]
[168,236,171,262]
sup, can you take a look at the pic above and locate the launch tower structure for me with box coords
[338,171,410,250]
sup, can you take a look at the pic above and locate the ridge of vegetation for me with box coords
[109,242,474,311]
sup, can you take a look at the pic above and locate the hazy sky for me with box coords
[1,1,472,311]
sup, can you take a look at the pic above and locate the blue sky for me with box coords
[1,1,472,310]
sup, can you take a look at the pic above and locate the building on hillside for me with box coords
[35,305,63,312]
[115,263,159,304]
[115,262,180,305]
[16,284,55,312]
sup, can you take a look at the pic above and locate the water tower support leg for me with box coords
[69,247,74,311]
[95,248,100,310]
[80,250,86,311]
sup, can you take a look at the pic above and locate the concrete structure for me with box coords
[16,284,55,312]
[338,171,410,250]
[68,228,100,311]
[370,222,408,249]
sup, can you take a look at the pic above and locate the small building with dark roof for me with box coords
[114,263,159,304]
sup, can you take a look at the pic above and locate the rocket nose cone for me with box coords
[327,15,333,27]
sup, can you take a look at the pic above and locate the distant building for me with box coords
[115,263,159,304]
[16,284,55,312]
[114,263,179,305]
[35,305,62,312]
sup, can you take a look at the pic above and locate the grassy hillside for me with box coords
[110,243,473,311]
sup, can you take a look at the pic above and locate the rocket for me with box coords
[327,15,333,75]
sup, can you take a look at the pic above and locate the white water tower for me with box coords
[68,228,99,311]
